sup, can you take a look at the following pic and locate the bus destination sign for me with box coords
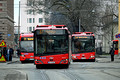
[21,37,34,41]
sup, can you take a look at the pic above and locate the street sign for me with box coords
[0,40,6,47]
[7,34,11,37]
[0,55,6,62]
[115,34,120,38]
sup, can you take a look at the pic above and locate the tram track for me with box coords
[54,69,85,80]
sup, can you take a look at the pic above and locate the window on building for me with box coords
[39,18,43,23]
[29,27,32,31]
[29,18,32,23]
[33,27,35,31]
[33,18,35,23]
[0,3,2,6]
[0,9,2,12]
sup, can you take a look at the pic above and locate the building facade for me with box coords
[102,18,118,53]
[20,0,45,33]
[0,0,14,46]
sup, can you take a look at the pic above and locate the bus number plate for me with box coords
[48,61,55,64]
[81,57,86,59]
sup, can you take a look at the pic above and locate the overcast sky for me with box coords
[14,0,20,26]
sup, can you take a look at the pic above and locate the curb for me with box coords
[4,70,28,80]
[16,70,28,80]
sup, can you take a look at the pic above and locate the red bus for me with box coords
[72,32,95,62]
[34,25,71,69]
[19,33,34,63]
[112,40,118,55]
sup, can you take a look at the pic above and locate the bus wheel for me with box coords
[21,61,25,64]
[36,65,42,69]
[92,59,95,62]
[64,64,69,69]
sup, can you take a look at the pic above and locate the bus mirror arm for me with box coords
[32,31,34,33]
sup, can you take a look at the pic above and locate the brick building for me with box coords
[0,0,14,46]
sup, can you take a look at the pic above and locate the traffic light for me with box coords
[0,32,3,40]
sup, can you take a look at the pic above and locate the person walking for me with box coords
[109,46,115,61]
[6,46,13,61]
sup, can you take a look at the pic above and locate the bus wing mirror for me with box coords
[32,31,34,33]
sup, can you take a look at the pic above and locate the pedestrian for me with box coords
[109,46,115,61]
[17,47,20,57]
[6,45,13,61]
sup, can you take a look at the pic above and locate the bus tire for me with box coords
[64,64,69,69]
[36,65,40,69]
[92,59,95,62]
[36,65,42,69]
[21,61,25,63]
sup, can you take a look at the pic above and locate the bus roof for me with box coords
[35,25,68,30]
[35,25,71,34]
[72,32,94,36]
[112,40,118,42]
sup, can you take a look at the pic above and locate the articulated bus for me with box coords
[112,40,118,55]
[19,33,34,63]
[72,32,95,62]
[34,25,71,69]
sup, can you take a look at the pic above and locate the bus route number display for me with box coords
[21,37,33,41]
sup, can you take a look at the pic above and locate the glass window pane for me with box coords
[33,18,35,23]
[29,27,32,31]
[39,18,43,23]
[29,18,32,23]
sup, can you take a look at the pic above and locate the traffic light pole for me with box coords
[18,1,20,47]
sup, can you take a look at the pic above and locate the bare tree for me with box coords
[26,0,99,33]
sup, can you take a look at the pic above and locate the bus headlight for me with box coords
[21,54,25,57]
[73,56,77,58]
[60,59,68,64]
[89,55,95,59]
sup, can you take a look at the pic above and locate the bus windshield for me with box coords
[72,37,95,53]
[20,41,34,52]
[36,35,68,55]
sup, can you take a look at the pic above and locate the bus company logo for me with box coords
[75,54,80,56]
[24,53,28,55]
[40,57,46,59]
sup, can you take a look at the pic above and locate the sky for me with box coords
[14,0,20,26]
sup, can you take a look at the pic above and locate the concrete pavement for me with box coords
[0,55,120,80]
[0,57,28,80]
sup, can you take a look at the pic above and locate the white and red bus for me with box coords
[34,25,71,69]
[72,32,95,62]
[19,33,34,63]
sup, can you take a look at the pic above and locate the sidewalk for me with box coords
[7,57,20,64]
[96,55,120,63]
[0,57,28,80]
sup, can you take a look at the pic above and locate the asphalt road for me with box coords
[0,57,120,80]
